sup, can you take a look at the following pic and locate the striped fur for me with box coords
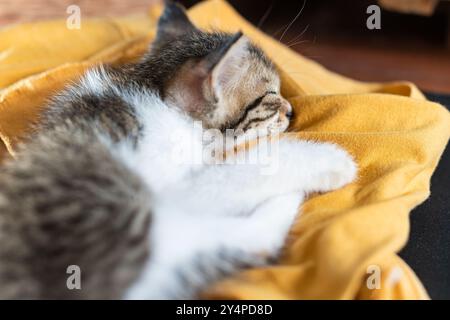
[0,124,151,299]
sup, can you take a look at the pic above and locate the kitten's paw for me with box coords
[314,144,357,192]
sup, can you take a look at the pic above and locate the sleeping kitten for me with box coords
[0,3,356,299]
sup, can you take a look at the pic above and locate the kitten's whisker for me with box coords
[285,24,309,46]
[271,22,290,39]
[257,2,274,30]
[287,40,310,48]
[279,0,307,42]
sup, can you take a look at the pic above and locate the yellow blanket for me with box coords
[1,0,449,299]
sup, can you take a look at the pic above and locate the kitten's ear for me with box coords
[155,1,196,45]
[205,32,251,98]
[163,32,251,119]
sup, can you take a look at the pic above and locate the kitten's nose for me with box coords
[286,110,293,120]
[281,99,293,120]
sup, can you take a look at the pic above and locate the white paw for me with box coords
[314,144,357,192]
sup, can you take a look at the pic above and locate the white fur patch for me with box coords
[79,65,112,95]
[118,89,204,192]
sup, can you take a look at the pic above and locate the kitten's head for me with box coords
[143,2,292,135]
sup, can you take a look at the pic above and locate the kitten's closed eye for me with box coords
[229,91,293,134]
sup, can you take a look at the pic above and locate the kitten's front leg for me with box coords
[166,138,357,217]
[252,138,357,193]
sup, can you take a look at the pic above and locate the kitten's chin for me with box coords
[236,125,285,144]
[268,120,290,135]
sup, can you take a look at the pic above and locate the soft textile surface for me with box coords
[0,0,449,299]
